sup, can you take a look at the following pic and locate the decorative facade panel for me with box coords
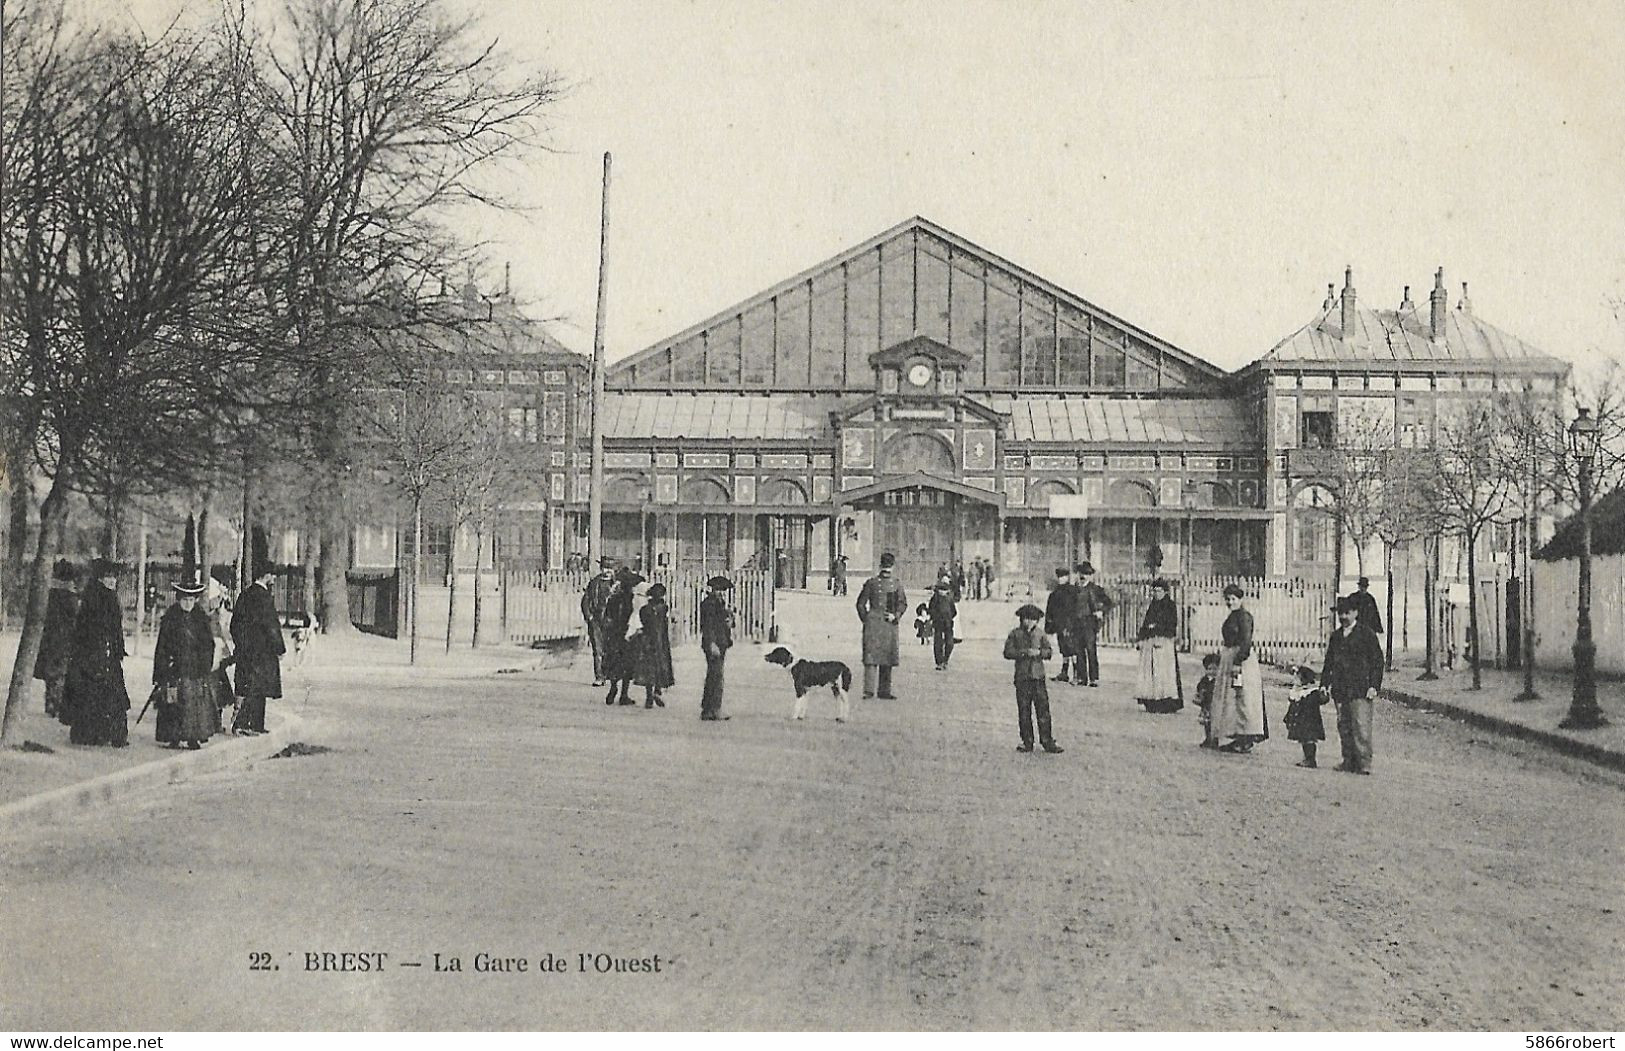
[683,453,730,469]
[965,476,997,491]
[655,475,678,503]
[1031,454,1077,471]
[734,476,756,504]
[964,429,997,471]
[841,428,875,469]
[605,452,651,468]
[841,474,874,491]
[1109,455,1156,471]
[812,476,833,502]
[761,453,809,470]
[1005,477,1026,506]
[1159,478,1183,507]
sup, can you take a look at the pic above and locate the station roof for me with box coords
[1250,304,1568,372]
[600,393,838,441]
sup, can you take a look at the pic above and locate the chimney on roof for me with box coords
[1458,281,1472,315]
[1322,284,1336,312]
[1430,267,1448,339]
[1400,285,1414,311]
[1340,266,1357,339]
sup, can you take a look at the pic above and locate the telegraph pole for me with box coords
[588,152,610,565]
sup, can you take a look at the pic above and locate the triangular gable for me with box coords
[829,392,1007,427]
[611,216,1228,389]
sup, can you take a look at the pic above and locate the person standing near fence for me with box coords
[1044,567,1080,683]
[1209,583,1267,753]
[856,552,907,699]
[63,558,131,747]
[602,568,641,707]
[1134,578,1181,713]
[699,576,735,721]
[581,558,617,687]
[1073,562,1112,688]
[35,560,79,719]
[635,582,674,709]
[1321,596,1384,774]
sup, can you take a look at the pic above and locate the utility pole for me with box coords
[588,152,610,566]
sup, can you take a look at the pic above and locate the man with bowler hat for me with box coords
[699,576,735,720]
[1073,562,1113,687]
[1321,595,1385,774]
[856,552,908,699]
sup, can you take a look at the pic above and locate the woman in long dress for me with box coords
[1208,582,1268,752]
[634,582,675,708]
[63,558,131,747]
[1135,578,1182,713]
[602,569,641,706]
[152,580,218,750]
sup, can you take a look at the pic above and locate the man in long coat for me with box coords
[581,558,617,686]
[231,564,285,735]
[1073,562,1113,687]
[1346,576,1383,636]
[35,559,79,718]
[699,576,735,721]
[63,558,130,746]
[1044,567,1080,682]
[855,552,908,699]
[1321,596,1386,774]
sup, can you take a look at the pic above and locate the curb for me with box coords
[0,708,307,836]
[1382,688,1625,775]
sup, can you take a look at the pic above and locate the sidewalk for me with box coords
[0,628,558,820]
[1381,663,1625,772]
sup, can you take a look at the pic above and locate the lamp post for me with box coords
[1561,408,1606,730]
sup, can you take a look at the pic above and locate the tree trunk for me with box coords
[1384,540,1396,670]
[1421,536,1439,680]
[2,477,70,743]
[472,516,484,648]
[411,500,422,665]
[4,425,33,624]
[303,518,319,623]
[1466,530,1482,690]
[319,516,355,636]
[446,519,458,654]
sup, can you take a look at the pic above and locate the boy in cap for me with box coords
[1003,604,1063,753]
[699,576,735,720]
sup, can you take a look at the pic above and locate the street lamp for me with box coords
[1561,407,1607,729]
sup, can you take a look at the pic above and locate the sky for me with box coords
[104,0,1625,375]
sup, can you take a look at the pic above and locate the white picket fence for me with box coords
[500,567,774,647]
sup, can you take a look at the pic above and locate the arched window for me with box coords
[1292,484,1336,563]
[882,432,955,477]
[605,477,649,504]
[679,477,731,505]
[760,478,808,505]
[1108,479,1155,508]
[1029,479,1075,510]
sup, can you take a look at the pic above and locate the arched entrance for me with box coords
[843,473,1001,591]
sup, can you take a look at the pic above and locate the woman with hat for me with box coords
[634,582,675,709]
[152,579,218,749]
[1134,578,1182,714]
[602,567,642,706]
[855,552,908,699]
[1209,582,1268,752]
[63,557,131,747]
[34,559,79,720]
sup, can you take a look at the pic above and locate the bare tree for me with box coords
[239,0,563,636]
[1430,406,1524,690]
[1,7,293,740]
[1372,446,1439,670]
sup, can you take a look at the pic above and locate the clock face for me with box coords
[907,363,933,387]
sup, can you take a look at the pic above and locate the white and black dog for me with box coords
[763,646,852,723]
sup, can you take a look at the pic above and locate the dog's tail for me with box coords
[839,665,852,693]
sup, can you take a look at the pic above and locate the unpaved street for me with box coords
[2,604,1622,1030]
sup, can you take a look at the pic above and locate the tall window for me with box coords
[1300,411,1335,449]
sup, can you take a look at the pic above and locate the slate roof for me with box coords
[984,396,1256,447]
[600,392,1255,447]
[1254,304,1567,370]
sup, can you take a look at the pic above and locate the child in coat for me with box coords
[1194,652,1220,749]
[1003,604,1062,754]
[914,602,932,645]
[1283,664,1328,768]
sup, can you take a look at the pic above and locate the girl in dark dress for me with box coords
[634,583,675,708]
[1283,664,1328,768]
[152,581,218,749]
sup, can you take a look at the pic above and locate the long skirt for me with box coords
[1209,645,1267,742]
[1135,637,1182,712]
[64,661,131,746]
[156,678,217,745]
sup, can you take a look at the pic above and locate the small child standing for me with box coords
[1195,652,1220,748]
[914,602,932,645]
[1283,664,1328,768]
[1003,604,1063,754]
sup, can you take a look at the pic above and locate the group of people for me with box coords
[580,559,735,720]
[1043,562,1115,688]
[32,556,289,750]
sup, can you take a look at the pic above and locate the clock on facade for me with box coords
[907,363,933,387]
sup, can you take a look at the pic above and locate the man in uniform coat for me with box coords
[63,558,131,746]
[1321,596,1385,774]
[1345,576,1383,636]
[1044,566,1080,682]
[699,576,735,721]
[231,558,285,736]
[581,558,617,686]
[1073,562,1113,687]
[855,552,908,699]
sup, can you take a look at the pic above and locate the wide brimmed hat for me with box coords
[1335,596,1358,614]
[1016,603,1044,620]
[1075,562,1095,576]
[707,576,734,591]
[171,580,207,596]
